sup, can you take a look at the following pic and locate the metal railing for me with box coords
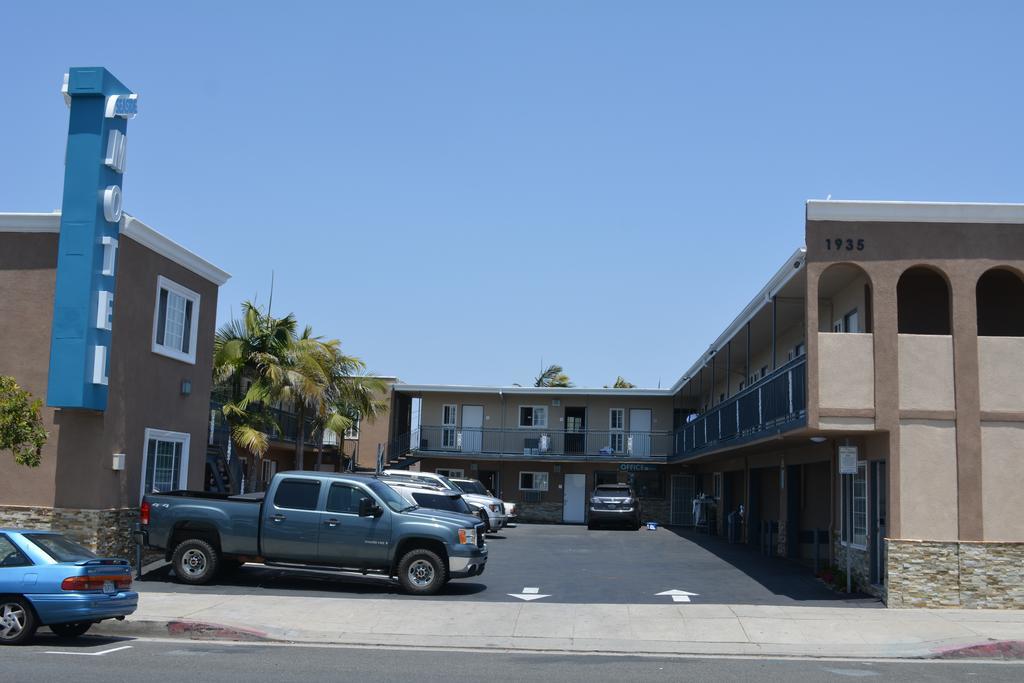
[209,401,320,446]
[409,426,673,458]
[674,355,807,460]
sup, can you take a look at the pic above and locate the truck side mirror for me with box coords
[359,497,383,517]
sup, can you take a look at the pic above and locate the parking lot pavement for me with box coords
[138,523,873,607]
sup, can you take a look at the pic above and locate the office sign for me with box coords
[619,463,659,472]
[47,67,137,410]
[839,446,859,475]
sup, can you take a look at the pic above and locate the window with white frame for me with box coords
[344,415,360,440]
[518,405,547,428]
[841,461,868,547]
[141,428,190,500]
[152,276,200,364]
[609,408,624,453]
[519,471,549,492]
[262,458,278,488]
[441,404,457,449]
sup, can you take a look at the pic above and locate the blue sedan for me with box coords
[0,529,138,645]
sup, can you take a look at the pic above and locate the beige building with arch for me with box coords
[388,199,1024,608]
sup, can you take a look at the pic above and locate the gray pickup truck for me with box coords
[137,471,487,595]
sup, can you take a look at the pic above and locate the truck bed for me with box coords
[144,490,263,557]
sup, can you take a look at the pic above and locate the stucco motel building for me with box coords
[386,200,1024,608]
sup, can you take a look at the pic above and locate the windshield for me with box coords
[433,474,460,492]
[453,480,488,495]
[367,479,414,512]
[594,486,632,496]
[412,492,471,514]
[25,533,97,562]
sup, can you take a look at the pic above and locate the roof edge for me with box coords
[807,199,1024,224]
[0,211,230,285]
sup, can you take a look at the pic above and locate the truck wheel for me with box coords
[50,622,92,638]
[0,597,38,645]
[172,539,219,585]
[397,549,448,596]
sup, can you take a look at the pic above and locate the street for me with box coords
[138,523,870,607]
[4,636,1022,682]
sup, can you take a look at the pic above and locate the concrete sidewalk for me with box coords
[93,592,1024,659]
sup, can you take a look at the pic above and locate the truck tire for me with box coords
[0,597,37,645]
[397,549,448,596]
[172,538,220,585]
[477,510,490,532]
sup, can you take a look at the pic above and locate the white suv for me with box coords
[451,478,517,523]
[383,470,508,532]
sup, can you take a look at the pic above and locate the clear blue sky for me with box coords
[3,2,1022,388]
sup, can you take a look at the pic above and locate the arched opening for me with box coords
[817,263,873,333]
[977,268,1024,336]
[897,267,950,335]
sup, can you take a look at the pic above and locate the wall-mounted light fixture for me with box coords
[112,453,126,471]
[809,436,827,444]
[180,379,192,396]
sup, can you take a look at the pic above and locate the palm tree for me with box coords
[313,373,389,471]
[213,302,297,465]
[534,364,573,387]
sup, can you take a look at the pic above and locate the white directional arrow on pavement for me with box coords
[655,589,700,603]
[509,586,550,601]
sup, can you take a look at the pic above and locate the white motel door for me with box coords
[461,405,484,453]
[629,409,652,457]
[563,473,586,523]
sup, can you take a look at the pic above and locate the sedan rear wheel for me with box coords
[0,597,37,645]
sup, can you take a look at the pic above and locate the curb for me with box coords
[93,619,272,642]
[933,640,1024,660]
[91,619,1024,661]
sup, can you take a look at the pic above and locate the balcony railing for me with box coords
[674,355,807,460]
[411,426,673,459]
[209,401,320,447]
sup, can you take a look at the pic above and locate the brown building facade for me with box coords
[388,200,1024,608]
[0,212,229,558]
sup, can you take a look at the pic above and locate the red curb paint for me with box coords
[934,640,1024,660]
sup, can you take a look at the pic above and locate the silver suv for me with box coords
[382,470,508,532]
[588,484,641,529]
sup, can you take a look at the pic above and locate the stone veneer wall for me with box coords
[832,537,872,592]
[0,505,137,563]
[640,497,669,525]
[887,539,1024,609]
[516,501,564,523]
[517,498,671,525]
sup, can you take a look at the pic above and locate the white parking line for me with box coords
[45,645,133,657]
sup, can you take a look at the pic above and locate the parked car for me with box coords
[449,478,517,522]
[587,484,641,529]
[386,482,475,517]
[138,471,487,595]
[0,530,138,645]
[382,470,508,532]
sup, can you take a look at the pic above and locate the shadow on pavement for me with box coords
[31,633,135,647]
[139,563,488,599]
[663,526,874,604]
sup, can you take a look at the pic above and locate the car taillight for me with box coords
[140,501,150,525]
[61,575,132,591]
